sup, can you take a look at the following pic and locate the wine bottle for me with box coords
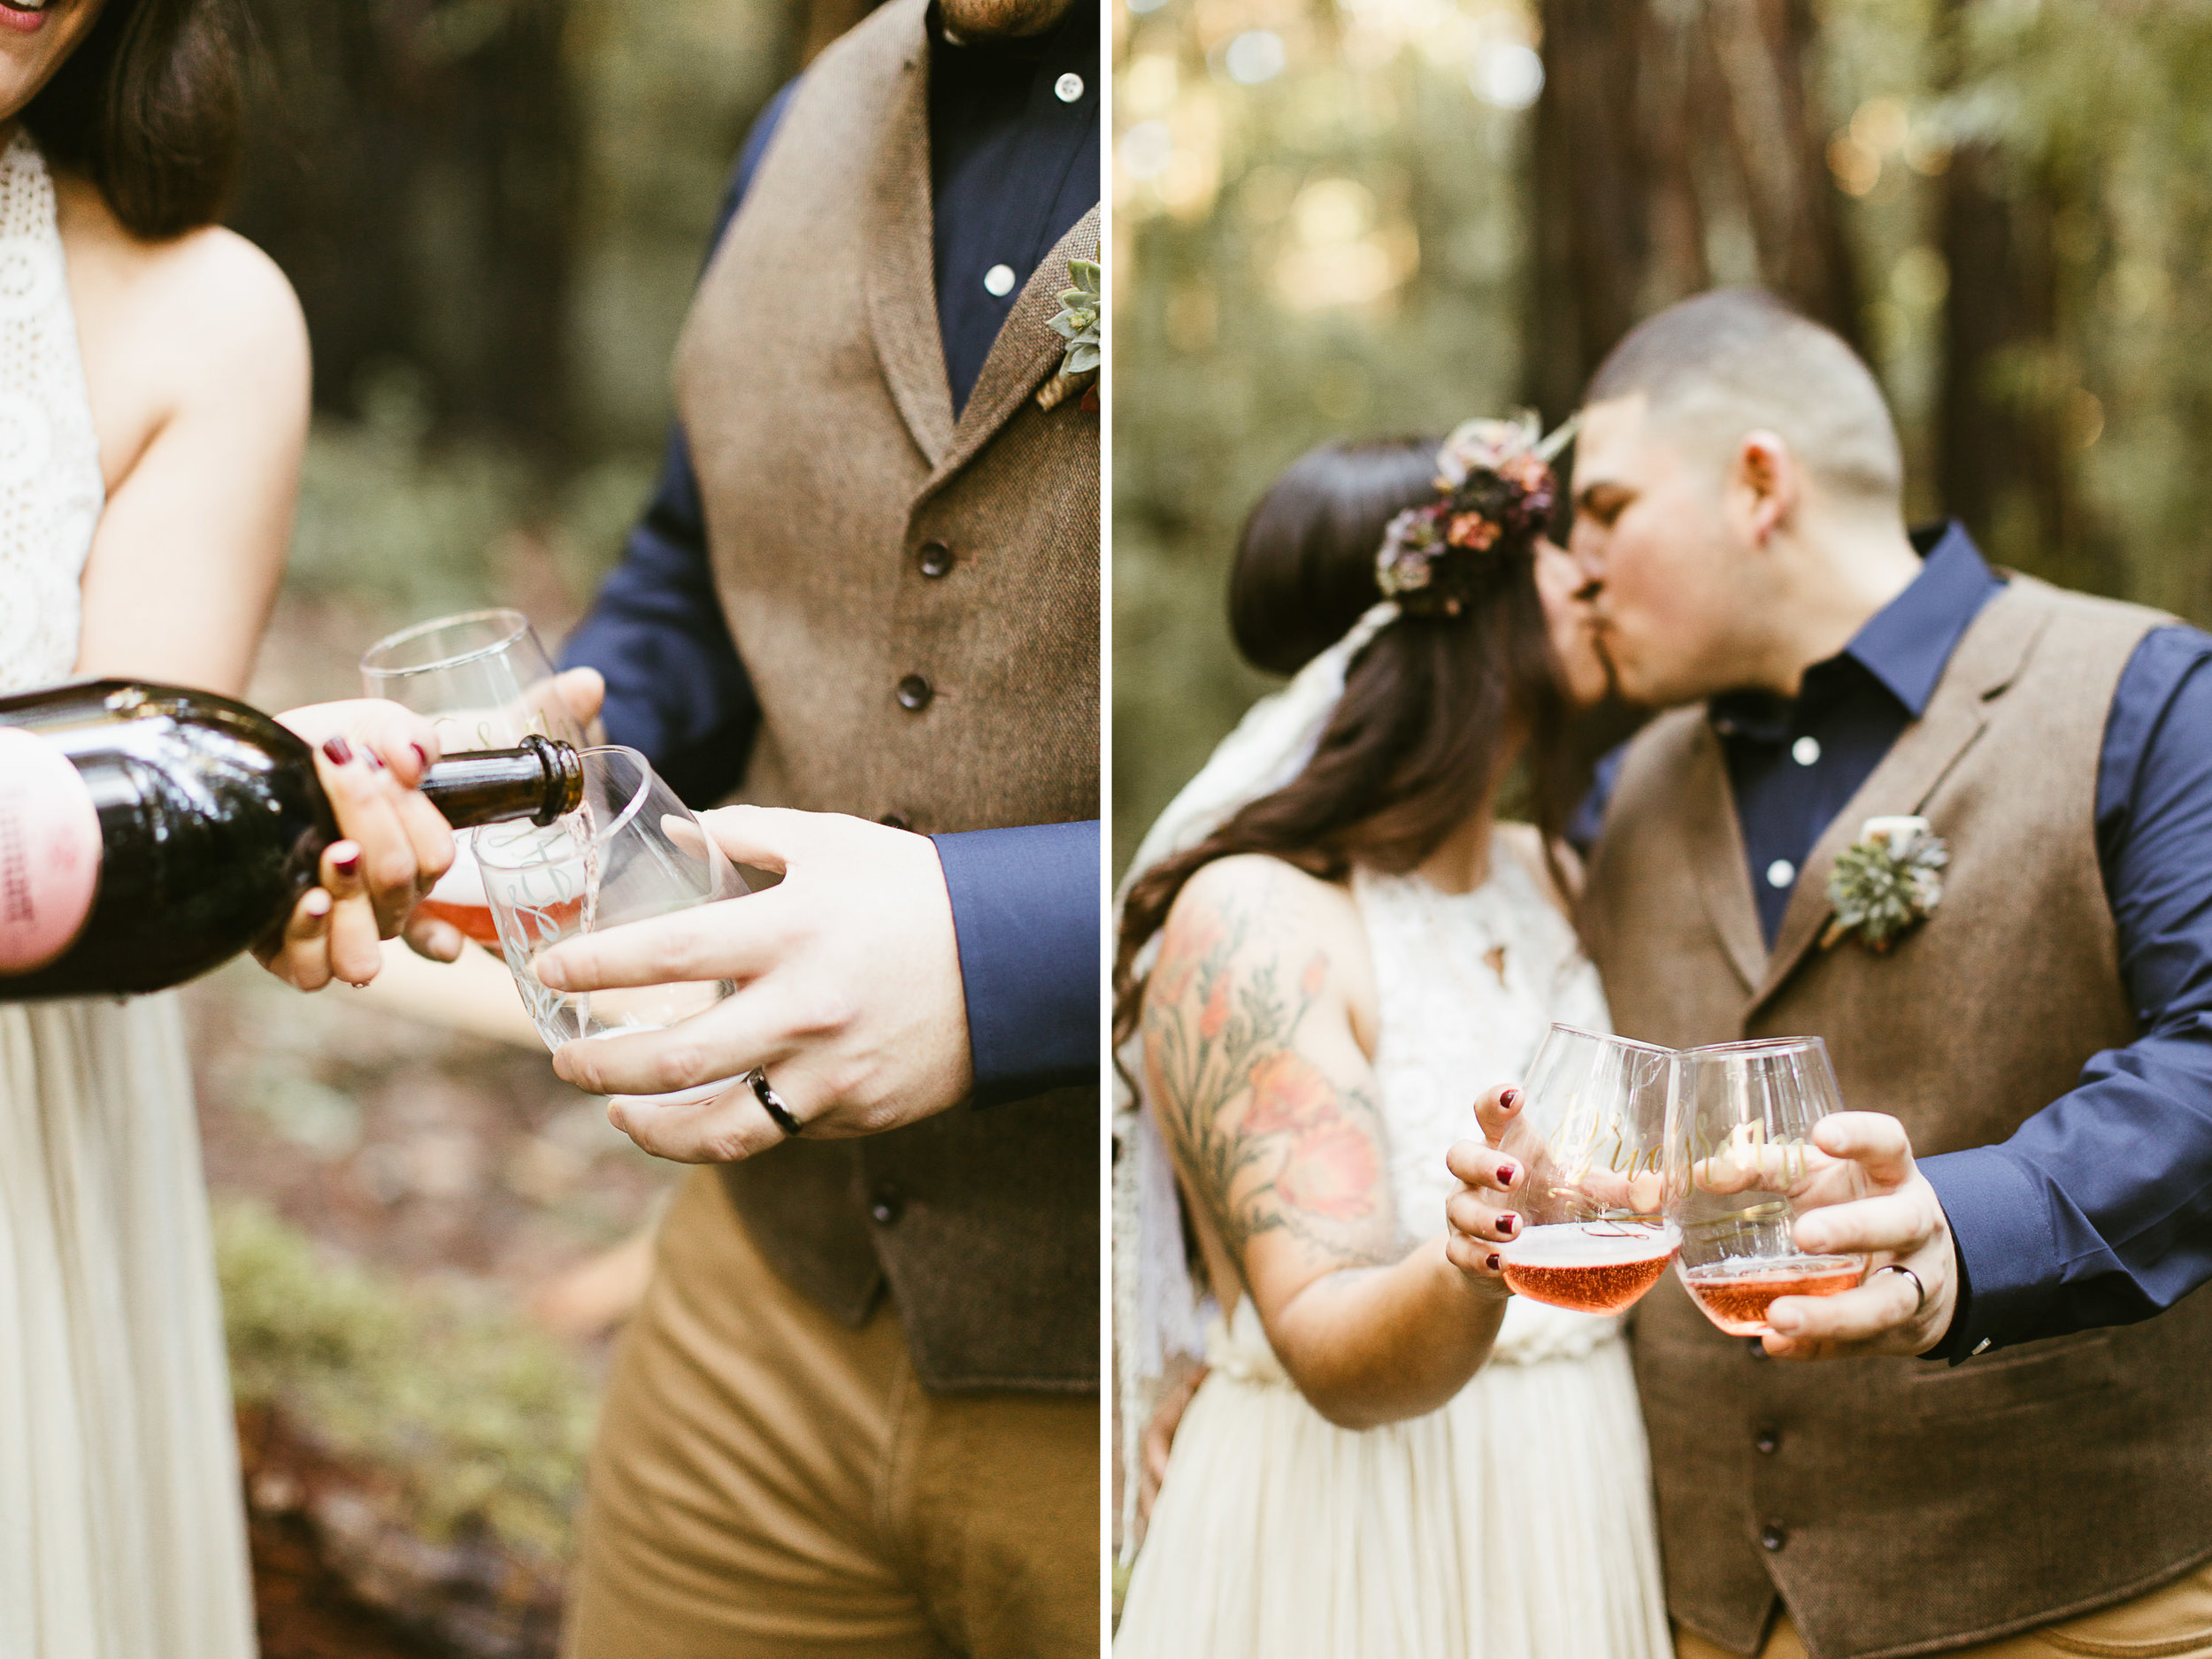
[0,680,584,999]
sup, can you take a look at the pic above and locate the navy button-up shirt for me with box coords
[1581,523,2212,1359]
[561,4,1101,1105]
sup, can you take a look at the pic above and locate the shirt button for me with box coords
[1055,71,1085,102]
[896,674,933,711]
[1793,735,1822,766]
[1767,858,1797,889]
[983,263,1017,297]
[869,1183,904,1225]
[879,812,912,832]
[1761,1523,1787,1553]
[918,539,954,579]
[1755,1427,1780,1455]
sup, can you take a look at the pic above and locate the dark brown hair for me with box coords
[23,0,248,241]
[1112,437,1579,1053]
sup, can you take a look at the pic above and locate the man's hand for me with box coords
[535,806,975,1163]
[1761,1111,1960,1360]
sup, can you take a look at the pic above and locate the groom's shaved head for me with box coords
[1586,289,1903,511]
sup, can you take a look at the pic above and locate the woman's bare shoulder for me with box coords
[57,177,305,382]
[1170,852,1360,944]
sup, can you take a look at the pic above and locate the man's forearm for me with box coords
[933,820,1101,1106]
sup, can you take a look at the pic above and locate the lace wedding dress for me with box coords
[0,133,258,1658]
[1115,834,1671,1659]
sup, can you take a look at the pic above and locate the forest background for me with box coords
[188,2,868,1653]
[1113,0,2212,870]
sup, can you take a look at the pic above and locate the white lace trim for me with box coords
[0,131,102,690]
[1353,838,1623,1364]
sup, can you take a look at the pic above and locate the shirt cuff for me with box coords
[932,821,1101,1107]
[1920,1146,2062,1362]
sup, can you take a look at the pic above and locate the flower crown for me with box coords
[1375,411,1578,618]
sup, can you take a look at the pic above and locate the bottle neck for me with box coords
[419,736,584,829]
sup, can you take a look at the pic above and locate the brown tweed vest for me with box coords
[1582,577,2212,1659]
[671,0,1099,1393]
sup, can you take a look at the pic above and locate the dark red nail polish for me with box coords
[321,736,353,766]
[1498,1213,1517,1235]
[332,848,360,878]
[1486,1254,1502,1271]
[411,743,430,772]
[1501,1088,1520,1110]
[1497,1162,1517,1187]
[362,748,386,771]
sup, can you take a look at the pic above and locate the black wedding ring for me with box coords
[747,1067,804,1138]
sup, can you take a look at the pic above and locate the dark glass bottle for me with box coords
[0,680,584,999]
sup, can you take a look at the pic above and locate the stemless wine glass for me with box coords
[361,609,588,948]
[1494,1024,1683,1315]
[477,746,749,1106]
[1671,1036,1865,1336]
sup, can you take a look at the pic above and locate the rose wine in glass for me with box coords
[1671,1037,1864,1336]
[478,747,749,1109]
[361,611,588,955]
[1679,1256,1863,1336]
[1500,1220,1684,1314]
[1496,1025,1682,1316]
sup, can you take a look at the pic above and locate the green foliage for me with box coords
[1824,826,1948,951]
[1050,258,1104,375]
[216,1201,596,1561]
[1114,3,1535,868]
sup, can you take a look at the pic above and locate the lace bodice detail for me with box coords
[1351,832,1620,1363]
[0,133,101,689]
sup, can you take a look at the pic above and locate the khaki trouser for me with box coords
[1674,1559,2212,1659]
[563,1168,1098,1659]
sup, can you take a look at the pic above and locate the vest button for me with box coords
[918,540,954,579]
[869,1183,904,1225]
[1755,1427,1780,1455]
[896,674,933,711]
[879,812,913,832]
[1761,1523,1787,1552]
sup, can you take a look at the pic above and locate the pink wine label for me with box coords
[0,727,100,973]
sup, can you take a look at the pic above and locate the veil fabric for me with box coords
[1111,598,1399,1560]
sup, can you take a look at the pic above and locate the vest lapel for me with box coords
[924,205,1101,494]
[1680,718,1767,995]
[1749,579,2055,1013]
[864,8,956,472]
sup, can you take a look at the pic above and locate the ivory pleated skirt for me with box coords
[0,994,257,1659]
[1116,1298,1671,1659]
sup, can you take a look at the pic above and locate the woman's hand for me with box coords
[1443,1084,1540,1286]
[255,700,453,991]
[1139,1360,1210,1527]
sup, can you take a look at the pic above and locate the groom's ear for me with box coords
[1731,429,1800,548]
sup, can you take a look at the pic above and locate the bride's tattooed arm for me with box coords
[1141,855,1509,1429]
[1144,861,1398,1274]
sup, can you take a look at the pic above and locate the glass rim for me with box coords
[1544,1021,1676,1059]
[473,744,657,867]
[360,608,534,680]
[1679,1035,1832,1062]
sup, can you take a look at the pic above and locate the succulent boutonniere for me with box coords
[1037,257,1101,412]
[1821,815,1949,953]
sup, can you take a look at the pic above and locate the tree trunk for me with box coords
[233,0,580,455]
[1529,0,1857,419]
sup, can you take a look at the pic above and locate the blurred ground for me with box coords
[198,455,673,1659]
